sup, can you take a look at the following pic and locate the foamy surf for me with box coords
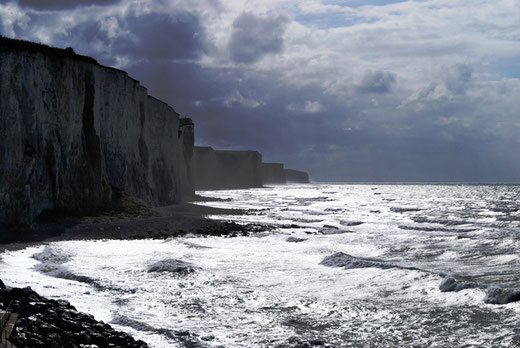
[1,184,519,347]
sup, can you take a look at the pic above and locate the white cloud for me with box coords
[304,100,326,113]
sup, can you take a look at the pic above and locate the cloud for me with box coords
[113,12,206,61]
[304,101,325,113]
[445,63,473,95]
[357,70,396,94]
[2,0,519,182]
[228,12,289,63]
[17,0,120,10]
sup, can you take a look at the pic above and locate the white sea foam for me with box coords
[1,184,519,347]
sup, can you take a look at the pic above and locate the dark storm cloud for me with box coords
[126,53,517,183]
[124,56,343,155]
[114,12,206,61]
[18,0,120,10]
[3,1,517,183]
[358,70,396,94]
[12,10,207,65]
[228,12,289,63]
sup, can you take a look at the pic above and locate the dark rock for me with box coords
[321,252,394,270]
[9,286,40,299]
[322,225,338,229]
[55,299,72,308]
[319,227,352,235]
[0,280,149,347]
[339,220,364,227]
[286,237,307,243]
[483,286,520,304]
[147,259,195,274]
[390,207,423,213]
[27,337,45,346]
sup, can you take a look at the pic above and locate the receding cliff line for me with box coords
[193,146,263,190]
[0,36,193,226]
[262,163,287,185]
[284,169,310,183]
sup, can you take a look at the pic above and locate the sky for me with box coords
[1,0,519,182]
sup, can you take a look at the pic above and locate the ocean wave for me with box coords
[324,208,343,212]
[292,218,325,223]
[398,225,476,233]
[412,216,468,226]
[483,286,520,304]
[32,245,72,264]
[438,276,478,292]
[489,206,519,214]
[31,245,99,284]
[33,261,97,284]
[390,207,423,213]
[112,315,211,346]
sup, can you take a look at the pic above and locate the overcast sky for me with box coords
[1,0,519,182]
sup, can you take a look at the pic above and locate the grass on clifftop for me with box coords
[0,35,98,65]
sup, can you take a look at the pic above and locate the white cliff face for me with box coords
[177,123,195,198]
[0,48,192,225]
[192,147,263,190]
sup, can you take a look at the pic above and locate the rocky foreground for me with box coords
[0,280,147,347]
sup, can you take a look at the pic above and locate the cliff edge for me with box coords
[0,36,194,226]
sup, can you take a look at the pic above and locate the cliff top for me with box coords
[0,35,180,114]
[0,35,99,65]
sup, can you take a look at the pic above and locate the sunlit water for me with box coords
[1,184,520,347]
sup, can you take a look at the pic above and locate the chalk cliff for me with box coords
[261,163,287,185]
[0,37,193,226]
[193,147,263,190]
[284,169,310,183]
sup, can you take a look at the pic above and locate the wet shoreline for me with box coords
[0,201,270,347]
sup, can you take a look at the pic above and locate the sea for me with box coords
[1,184,519,347]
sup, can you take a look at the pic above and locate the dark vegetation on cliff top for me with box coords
[0,35,99,65]
[179,117,194,127]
